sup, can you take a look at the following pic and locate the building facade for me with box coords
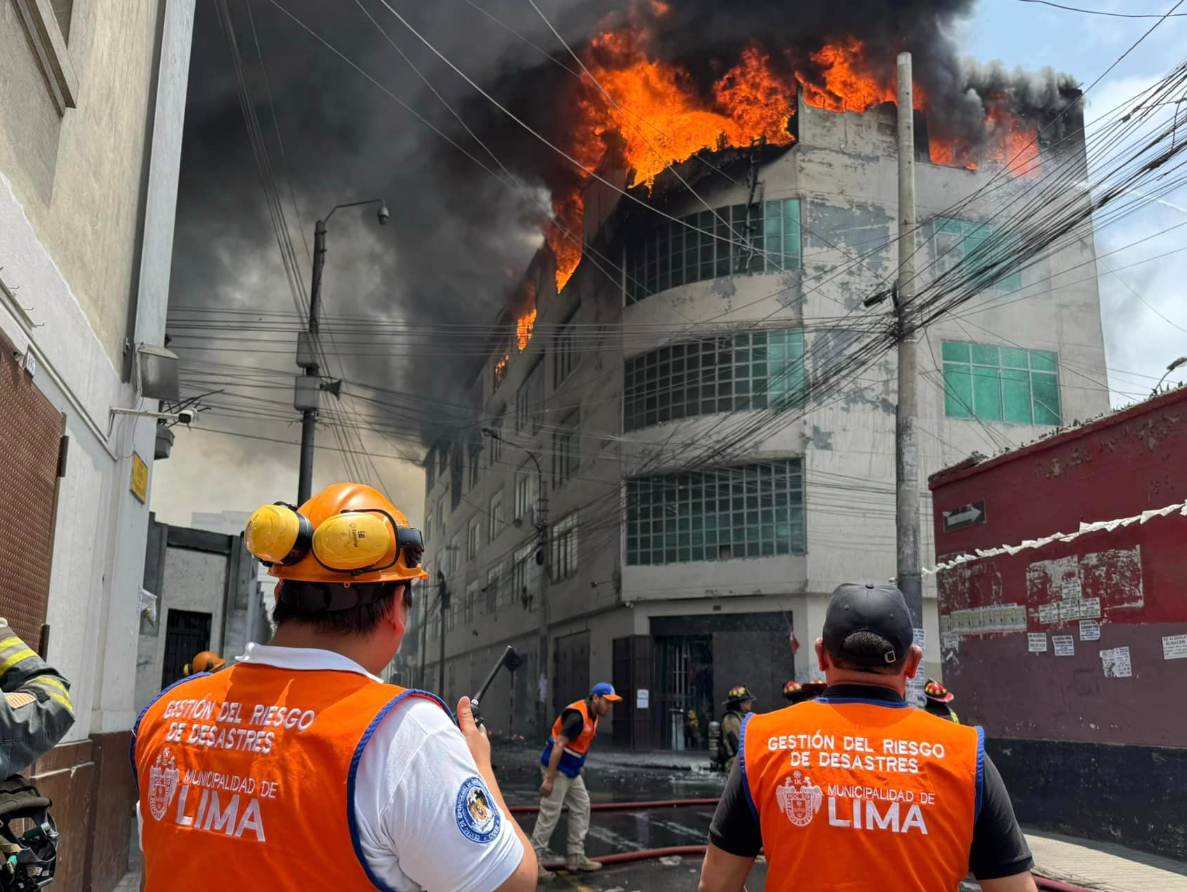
[0,1,195,888]
[929,386,1187,860]
[419,95,1110,748]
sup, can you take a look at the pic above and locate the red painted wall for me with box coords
[930,388,1186,562]
[929,390,1187,747]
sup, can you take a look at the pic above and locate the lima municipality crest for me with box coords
[776,770,823,827]
[148,748,180,822]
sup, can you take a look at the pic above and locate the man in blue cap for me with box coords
[532,682,621,878]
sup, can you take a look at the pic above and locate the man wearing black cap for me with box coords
[699,583,1037,892]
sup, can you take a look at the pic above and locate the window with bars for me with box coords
[488,490,505,542]
[552,411,580,489]
[941,342,1061,425]
[626,460,806,566]
[447,534,460,578]
[932,218,1023,293]
[515,462,539,522]
[551,513,579,582]
[512,542,540,610]
[554,309,579,388]
[425,449,436,492]
[626,199,801,304]
[515,361,544,432]
[624,329,805,431]
[467,517,482,560]
[468,443,481,490]
[487,416,505,468]
[465,580,478,624]
[486,564,502,614]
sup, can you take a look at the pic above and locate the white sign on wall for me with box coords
[636,688,650,709]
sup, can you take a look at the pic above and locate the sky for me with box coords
[150,0,1187,529]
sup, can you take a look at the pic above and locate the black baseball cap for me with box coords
[821,583,914,667]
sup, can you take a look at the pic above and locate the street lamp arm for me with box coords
[1151,356,1187,396]
[324,198,386,224]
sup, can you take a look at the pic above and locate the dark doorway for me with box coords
[654,636,713,751]
[162,609,212,687]
[553,630,590,715]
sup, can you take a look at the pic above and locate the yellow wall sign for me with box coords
[130,452,149,503]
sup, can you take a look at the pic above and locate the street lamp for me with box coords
[1151,356,1187,397]
[296,199,390,504]
[482,426,551,733]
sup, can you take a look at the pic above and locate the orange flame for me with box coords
[517,308,537,351]
[541,19,1038,291]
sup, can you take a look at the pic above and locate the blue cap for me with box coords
[591,682,621,701]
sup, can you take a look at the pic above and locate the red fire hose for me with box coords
[518,797,1099,891]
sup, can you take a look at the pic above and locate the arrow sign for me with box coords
[943,501,986,533]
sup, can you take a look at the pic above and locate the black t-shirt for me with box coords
[560,707,587,741]
[707,684,1034,881]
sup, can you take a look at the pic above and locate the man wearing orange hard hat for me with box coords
[182,650,225,676]
[132,483,537,892]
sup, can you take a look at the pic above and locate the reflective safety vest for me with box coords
[741,696,985,891]
[132,663,446,891]
[540,700,597,778]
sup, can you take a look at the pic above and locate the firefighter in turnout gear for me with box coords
[720,685,756,772]
[132,484,537,892]
[532,683,620,879]
[700,583,1039,892]
[0,620,74,891]
[782,681,826,705]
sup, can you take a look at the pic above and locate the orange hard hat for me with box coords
[244,483,427,585]
[188,651,225,674]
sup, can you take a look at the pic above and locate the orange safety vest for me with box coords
[741,695,984,891]
[132,663,448,891]
[540,699,597,777]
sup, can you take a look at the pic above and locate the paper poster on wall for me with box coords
[1053,635,1075,657]
[905,677,926,708]
[1163,635,1187,661]
[1028,633,1048,654]
[1100,646,1133,679]
[1062,578,1083,601]
[1079,620,1101,641]
[1038,602,1058,625]
[636,688,650,709]
[913,628,926,652]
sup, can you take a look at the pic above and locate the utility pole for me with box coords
[896,52,923,631]
[294,199,388,504]
[296,219,327,505]
[418,576,430,688]
[535,471,550,735]
[438,575,451,697]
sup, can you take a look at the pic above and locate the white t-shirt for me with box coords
[138,644,524,892]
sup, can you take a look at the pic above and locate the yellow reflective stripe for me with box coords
[0,637,23,653]
[0,649,36,675]
[27,676,69,696]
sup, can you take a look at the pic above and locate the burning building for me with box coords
[416,5,1109,745]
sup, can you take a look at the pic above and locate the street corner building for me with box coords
[413,86,1110,748]
[0,2,197,890]
[928,385,1187,862]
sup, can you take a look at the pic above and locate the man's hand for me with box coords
[539,776,555,798]
[456,696,491,774]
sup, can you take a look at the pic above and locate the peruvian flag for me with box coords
[789,629,800,654]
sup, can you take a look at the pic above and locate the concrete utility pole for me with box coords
[535,469,550,735]
[296,219,327,505]
[295,199,388,504]
[418,576,430,688]
[896,52,923,630]
[439,574,451,696]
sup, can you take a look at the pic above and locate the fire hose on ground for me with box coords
[508,797,1099,891]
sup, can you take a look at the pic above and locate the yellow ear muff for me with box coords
[312,511,392,571]
[245,503,313,565]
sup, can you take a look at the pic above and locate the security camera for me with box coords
[377,203,390,226]
[176,408,198,426]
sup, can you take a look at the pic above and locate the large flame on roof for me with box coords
[544,17,1038,292]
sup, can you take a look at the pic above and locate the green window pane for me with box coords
[1032,373,1061,425]
[943,364,974,419]
[941,342,970,363]
[1002,368,1033,424]
[1029,350,1057,373]
[971,344,1001,366]
[1000,347,1029,370]
[783,200,801,269]
[972,366,1004,421]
